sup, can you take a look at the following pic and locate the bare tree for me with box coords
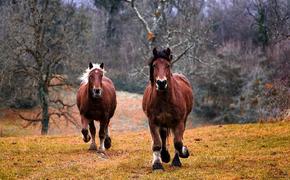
[247,0,290,47]
[3,0,77,134]
[123,0,210,65]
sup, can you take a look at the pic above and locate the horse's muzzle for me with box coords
[92,88,102,98]
[156,79,168,91]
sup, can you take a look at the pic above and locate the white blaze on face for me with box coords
[156,76,167,82]
[152,151,161,165]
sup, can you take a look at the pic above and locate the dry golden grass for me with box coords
[0,122,289,179]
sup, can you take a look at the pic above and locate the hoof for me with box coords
[104,137,111,149]
[161,149,170,163]
[97,148,105,154]
[89,143,97,150]
[152,162,164,171]
[81,129,91,143]
[179,146,189,158]
[171,153,182,167]
[83,135,91,143]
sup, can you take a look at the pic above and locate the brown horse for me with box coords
[142,48,193,170]
[77,62,117,152]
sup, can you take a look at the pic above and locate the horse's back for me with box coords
[103,76,114,87]
[102,76,117,115]
[77,83,87,110]
[173,73,194,114]
[173,73,191,87]
[102,76,116,99]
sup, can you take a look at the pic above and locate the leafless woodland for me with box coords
[0,0,289,134]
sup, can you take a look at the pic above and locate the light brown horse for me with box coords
[77,62,117,152]
[142,48,193,170]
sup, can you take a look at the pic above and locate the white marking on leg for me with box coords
[99,138,105,151]
[152,151,161,165]
[175,149,179,155]
[182,146,187,155]
[106,127,110,137]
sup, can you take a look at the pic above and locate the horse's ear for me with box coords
[169,55,173,61]
[100,62,104,69]
[153,47,158,57]
[165,48,171,56]
[89,62,93,69]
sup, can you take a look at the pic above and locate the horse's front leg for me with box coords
[104,121,111,149]
[172,120,189,167]
[81,115,91,143]
[160,128,170,163]
[88,121,97,150]
[98,120,109,153]
[149,121,163,171]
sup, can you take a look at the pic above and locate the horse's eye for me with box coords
[153,64,156,68]
[166,64,170,68]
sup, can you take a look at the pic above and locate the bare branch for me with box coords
[171,40,189,49]
[19,114,42,122]
[188,55,210,65]
[171,43,195,64]
[130,0,151,34]
[246,6,259,21]
[49,99,75,108]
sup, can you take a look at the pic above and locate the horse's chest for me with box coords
[84,105,105,120]
[151,105,178,127]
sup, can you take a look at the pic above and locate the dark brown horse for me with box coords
[142,48,193,170]
[77,62,117,152]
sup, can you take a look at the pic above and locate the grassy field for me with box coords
[0,121,289,179]
[0,91,149,137]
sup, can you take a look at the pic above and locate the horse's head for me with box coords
[88,62,104,99]
[149,47,172,91]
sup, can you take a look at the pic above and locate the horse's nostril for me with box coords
[92,88,102,96]
[156,80,167,89]
[158,80,167,85]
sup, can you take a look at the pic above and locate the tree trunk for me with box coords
[38,81,49,135]
[257,5,268,51]
[106,5,121,46]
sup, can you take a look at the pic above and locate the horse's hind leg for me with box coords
[160,128,170,163]
[81,115,91,143]
[104,122,111,149]
[172,121,189,167]
[149,121,164,170]
[88,121,97,150]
